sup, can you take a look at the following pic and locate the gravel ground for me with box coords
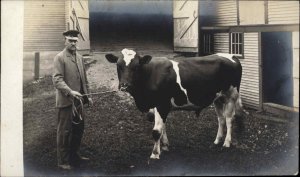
[23,52,299,176]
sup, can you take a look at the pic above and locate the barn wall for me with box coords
[268,1,299,24]
[239,33,260,108]
[89,1,173,51]
[213,0,238,26]
[24,1,66,52]
[213,33,229,53]
[199,0,217,26]
[292,32,299,108]
[239,1,265,25]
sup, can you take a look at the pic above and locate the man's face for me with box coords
[65,38,78,51]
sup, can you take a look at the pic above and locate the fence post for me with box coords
[34,52,40,80]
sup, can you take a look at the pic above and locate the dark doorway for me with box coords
[89,1,173,52]
[261,32,293,107]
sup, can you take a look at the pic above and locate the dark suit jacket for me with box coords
[53,48,90,108]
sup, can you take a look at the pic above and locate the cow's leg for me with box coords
[150,107,163,159]
[146,108,155,122]
[150,105,169,159]
[161,123,169,151]
[213,99,225,145]
[214,116,225,145]
[223,101,235,147]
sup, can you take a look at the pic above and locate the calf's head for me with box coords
[105,48,152,93]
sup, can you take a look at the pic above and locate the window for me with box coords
[203,33,214,55]
[230,32,244,58]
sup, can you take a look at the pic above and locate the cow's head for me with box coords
[105,48,152,93]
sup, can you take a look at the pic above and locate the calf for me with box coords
[105,49,245,159]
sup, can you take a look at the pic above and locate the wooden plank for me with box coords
[34,52,40,80]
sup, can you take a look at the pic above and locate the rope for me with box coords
[70,90,117,124]
[82,90,117,96]
[71,97,84,125]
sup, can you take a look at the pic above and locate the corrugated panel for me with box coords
[213,1,238,26]
[268,1,299,24]
[240,33,260,108]
[24,1,66,52]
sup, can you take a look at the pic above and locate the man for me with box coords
[53,29,93,170]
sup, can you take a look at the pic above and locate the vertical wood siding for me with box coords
[24,1,66,51]
[213,0,238,26]
[239,33,260,108]
[268,1,299,24]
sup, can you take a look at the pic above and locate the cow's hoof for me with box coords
[223,142,231,148]
[150,153,160,159]
[214,139,221,145]
[161,145,169,151]
[146,112,155,122]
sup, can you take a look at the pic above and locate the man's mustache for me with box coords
[70,45,78,49]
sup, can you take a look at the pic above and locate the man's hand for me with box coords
[88,97,93,107]
[70,90,83,100]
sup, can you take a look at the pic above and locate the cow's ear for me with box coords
[105,54,118,63]
[140,55,152,65]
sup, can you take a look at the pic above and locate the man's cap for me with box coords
[63,30,80,40]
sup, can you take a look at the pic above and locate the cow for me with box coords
[105,48,246,159]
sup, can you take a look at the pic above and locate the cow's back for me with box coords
[173,55,242,107]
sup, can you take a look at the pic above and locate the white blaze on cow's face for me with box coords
[105,49,152,93]
[122,48,136,66]
[216,53,236,63]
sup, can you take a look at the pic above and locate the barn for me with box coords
[23,0,299,114]
[23,0,90,82]
[89,0,299,115]
[199,0,299,114]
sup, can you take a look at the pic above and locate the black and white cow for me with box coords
[105,49,246,159]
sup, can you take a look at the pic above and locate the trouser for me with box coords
[57,103,84,166]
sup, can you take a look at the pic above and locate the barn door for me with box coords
[173,0,199,53]
[70,0,90,51]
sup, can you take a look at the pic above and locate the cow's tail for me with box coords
[235,93,249,116]
[234,92,249,133]
[233,56,242,92]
